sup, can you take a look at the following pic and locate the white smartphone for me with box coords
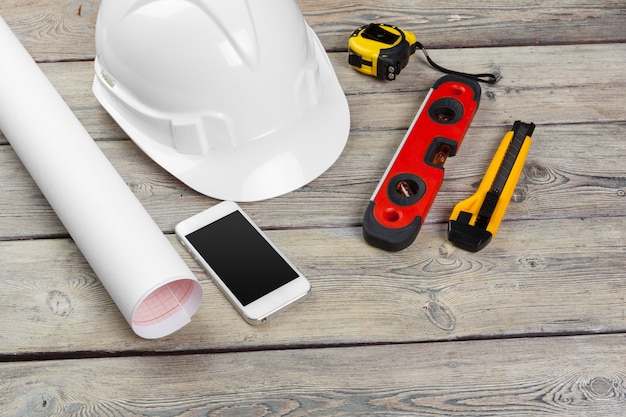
[175,201,311,324]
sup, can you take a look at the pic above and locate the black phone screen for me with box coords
[185,211,299,306]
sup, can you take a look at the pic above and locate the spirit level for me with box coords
[363,74,481,251]
[448,121,535,252]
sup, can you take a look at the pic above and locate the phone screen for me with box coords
[185,211,299,306]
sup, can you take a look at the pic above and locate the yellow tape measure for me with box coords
[348,23,498,83]
[348,23,418,80]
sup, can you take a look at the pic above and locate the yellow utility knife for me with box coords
[448,121,535,251]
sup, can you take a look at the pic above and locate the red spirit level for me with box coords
[363,74,481,251]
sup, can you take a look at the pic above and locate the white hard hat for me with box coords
[93,0,350,202]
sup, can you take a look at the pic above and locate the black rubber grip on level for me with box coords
[362,201,422,251]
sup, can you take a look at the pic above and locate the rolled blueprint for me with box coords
[0,17,202,339]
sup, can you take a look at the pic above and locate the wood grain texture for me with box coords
[4,120,626,237]
[1,0,625,60]
[2,43,624,144]
[300,0,626,50]
[1,215,625,355]
[1,44,625,237]
[0,0,99,61]
[0,0,625,416]
[1,334,625,416]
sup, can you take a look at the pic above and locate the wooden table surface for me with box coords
[1,1,625,415]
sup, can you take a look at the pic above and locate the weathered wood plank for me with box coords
[0,0,99,61]
[2,43,624,145]
[0,1,624,415]
[346,43,626,125]
[1,215,624,355]
[301,0,626,50]
[1,334,625,416]
[1,44,624,239]
[2,119,625,238]
[1,0,625,61]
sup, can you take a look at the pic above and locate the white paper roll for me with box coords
[0,17,203,339]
